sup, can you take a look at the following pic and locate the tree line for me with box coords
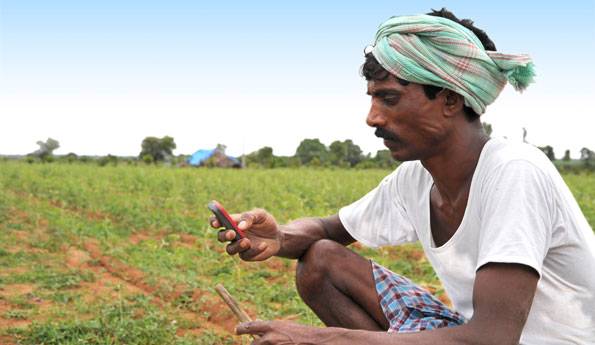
[13,136,398,169]
[244,138,396,169]
[137,136,397,169]
[9,135,595,171]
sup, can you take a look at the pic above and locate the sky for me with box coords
[1,1,594,158]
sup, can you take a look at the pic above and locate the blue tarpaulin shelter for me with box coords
[187,149,215,166]
[187,148,241,167]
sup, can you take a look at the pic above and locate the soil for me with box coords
[80,240,236,334]
[128,230,154,245]
[1,195,267,342]
[0,298,31,329]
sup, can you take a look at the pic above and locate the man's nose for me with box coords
[366,105,385,128]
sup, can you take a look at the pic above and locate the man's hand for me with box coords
[236,320,349,345]
[210,208,282,261]
[236,320,308,344]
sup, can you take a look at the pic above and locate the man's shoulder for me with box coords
[475,138,567,203]
[483,138,551,167]
[480,138,557,176]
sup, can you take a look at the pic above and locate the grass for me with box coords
[1,268,95,290]
[0,162,592,344]
[9,296,220,345]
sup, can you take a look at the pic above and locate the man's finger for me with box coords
[238,212,257,230]
[217,230,237,242]
[226,238,251,255]
[239,242,269,261]
[249,243,271,261]
[236,321,271,335]
[209,216,220,228]
[239,208,270,230]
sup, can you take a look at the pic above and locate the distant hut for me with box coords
[187,145,241,168]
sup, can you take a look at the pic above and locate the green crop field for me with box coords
[0,162,593,344]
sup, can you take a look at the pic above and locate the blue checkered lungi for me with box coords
[372,261,467,333]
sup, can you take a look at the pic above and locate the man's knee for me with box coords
[295,239,345,298]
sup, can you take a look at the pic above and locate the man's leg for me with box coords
[295,239,389,331]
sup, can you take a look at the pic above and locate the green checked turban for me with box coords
[369,14,535,114]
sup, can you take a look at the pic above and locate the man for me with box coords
[210,9,595,345]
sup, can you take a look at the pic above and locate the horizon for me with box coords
[2,1,594,158]
[1,135,589,161]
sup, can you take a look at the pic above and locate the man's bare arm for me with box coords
[277,214,356,259]
[213,210,355,261]
[238,263,539,345]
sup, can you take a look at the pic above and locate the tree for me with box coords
[142,154,154,165]
[78,156,92,164]
[329,140,348,167]
[31,138,60,161]
[580,147,593,166]
[65,152,78,163]
[98,154,118,167]
[374,149,397,169]
[247,146,274,168]
[580,147,593,160]
[216,143,227,153]
[355,150,398,169]
[139,136,176,163]
[173,154,190,166]
[538,145,555,161]
[295,139,328,165]
[329,140,363,167]
[562,150,571,161]
[482,122,493,137]
[345,140,364,167]
[274,156,300,168]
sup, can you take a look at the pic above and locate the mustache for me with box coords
[375,127,398,141]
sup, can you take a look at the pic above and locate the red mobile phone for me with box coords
[208,200,245,241]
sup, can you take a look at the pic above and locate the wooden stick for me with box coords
[215,283,253,323]
[215,284,258,340]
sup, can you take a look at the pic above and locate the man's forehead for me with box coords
[366,79,406,94]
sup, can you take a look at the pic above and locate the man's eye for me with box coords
[383,96,399,105]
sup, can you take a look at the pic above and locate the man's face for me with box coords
[366,77,449,161]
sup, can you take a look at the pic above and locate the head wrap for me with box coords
[369,14,535,114]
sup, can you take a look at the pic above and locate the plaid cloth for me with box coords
[370,14,535,114]
[372,261,466,333]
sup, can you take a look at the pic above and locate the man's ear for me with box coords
[442,89,465,117]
